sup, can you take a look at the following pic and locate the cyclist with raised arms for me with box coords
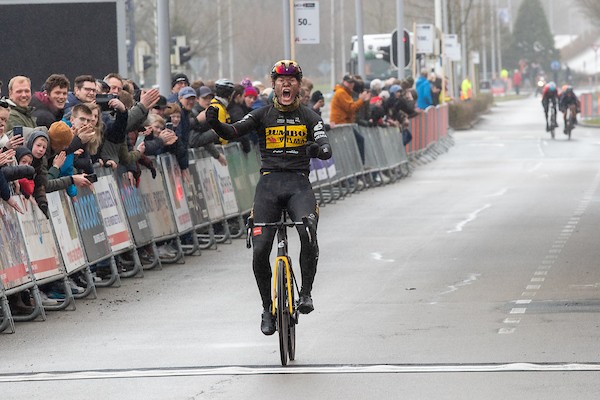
[541,81,559,132]
[558,86,580,134]
[206,60,332,335]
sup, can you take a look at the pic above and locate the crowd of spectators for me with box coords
[0,65,447,313]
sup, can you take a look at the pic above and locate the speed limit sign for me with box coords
[295,2,320,44]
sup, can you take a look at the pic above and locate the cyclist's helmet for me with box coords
[565,85,574,94]
[214,79,235,98]
[270,59,303,81]
[547,82,557,92]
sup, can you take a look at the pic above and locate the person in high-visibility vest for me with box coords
[460,77,472,101]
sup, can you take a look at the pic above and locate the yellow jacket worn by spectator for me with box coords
[460,78,472,101]
[210,79,235,144]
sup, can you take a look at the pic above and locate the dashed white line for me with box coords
[447,204,491,233]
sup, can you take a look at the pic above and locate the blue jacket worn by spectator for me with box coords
[415,71,433,110]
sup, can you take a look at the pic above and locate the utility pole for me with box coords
[330,0,336,88]
[355,0,365,78]
[460,0,468,80]
[397,0,405,79]
[228,0,234,79]
[156,0,170,95]
[490,0,496,83]
[217,1,223,77]
[283,0,292,59]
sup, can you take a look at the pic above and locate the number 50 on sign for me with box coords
[295,1,320,44]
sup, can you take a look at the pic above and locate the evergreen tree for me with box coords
[506,0,558,72]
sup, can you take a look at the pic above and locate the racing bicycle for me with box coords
[246,210,316,366]
[549,106,557,139]
[563,104,577,140]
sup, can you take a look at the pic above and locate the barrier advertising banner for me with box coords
[16,198,62,281]
[212,156,239,217]
[48,191,86,274]
[158,154,193,233]
[115,172,153,246]
[194,156,224,221]
[95,175,133,253]
[0,197,31,290]
[138,164,177,239]
[71,185,111,264]
[185,153,210,227]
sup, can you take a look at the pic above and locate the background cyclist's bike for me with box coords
[563,104,577,140]
[246,211,315,366]
[549,106,557,139]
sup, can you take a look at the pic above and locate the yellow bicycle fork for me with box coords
[272,255,294,316]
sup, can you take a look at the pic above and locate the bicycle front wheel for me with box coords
[277,259,289,366]
[288,266,296,361]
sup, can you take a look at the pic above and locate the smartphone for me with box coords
[13,126,23,138]
[85,173,98,183]
[165,122,174,130]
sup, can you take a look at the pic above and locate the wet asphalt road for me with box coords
[2,95,600,399]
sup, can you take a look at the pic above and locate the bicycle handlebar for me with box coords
[245,215,316,249]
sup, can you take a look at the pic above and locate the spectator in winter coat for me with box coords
[415,69,433,110]
[6,76,36,131]
[31,74,70,128]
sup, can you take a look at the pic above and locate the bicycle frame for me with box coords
[247,210,314,365]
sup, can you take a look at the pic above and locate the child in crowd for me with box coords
[15,146,34,198]
[47,121,77,197]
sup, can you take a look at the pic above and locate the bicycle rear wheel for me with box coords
[277,260,289,366]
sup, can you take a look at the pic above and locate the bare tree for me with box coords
[576,0,600,24]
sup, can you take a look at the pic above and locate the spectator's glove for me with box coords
[38,202,50,219]
[206,106,220,129]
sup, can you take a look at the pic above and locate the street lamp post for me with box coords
[593,44,600,92]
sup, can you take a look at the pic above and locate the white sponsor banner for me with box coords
[95,175,133,253]
[444,34,461,61]
[160,154,193,233]
[16,197,62,281]
[212,157,239,218]
[415,24,435,54]
[195,156,224,221]
[48,191,86,273]
[295,1,320,44]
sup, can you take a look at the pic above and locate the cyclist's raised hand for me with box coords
[205,106,220,128]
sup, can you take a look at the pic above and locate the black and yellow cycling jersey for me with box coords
[223,104,328,174]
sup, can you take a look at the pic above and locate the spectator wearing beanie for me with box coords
[168,73,189,103]
[47,121,77,197]
[15,146,34,198]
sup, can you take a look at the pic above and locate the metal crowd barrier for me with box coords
[0,104,450,333]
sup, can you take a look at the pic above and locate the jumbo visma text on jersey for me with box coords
[265,125,308,149]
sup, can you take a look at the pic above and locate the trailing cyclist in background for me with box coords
[206,60,332,336]
[559,86,580,136]
[541,81,559,133]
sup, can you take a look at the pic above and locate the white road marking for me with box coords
[515,300,531,305]
[2,363,600,382]
[370,252,395,262]
[486,188,508,197]
[447,204,491,233]
[527,161,543,172]
[510,308,526,314]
